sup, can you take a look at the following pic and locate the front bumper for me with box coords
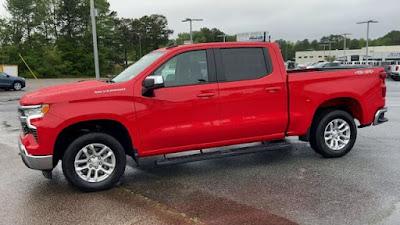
[19,140,53,170]
[373,107,388,125]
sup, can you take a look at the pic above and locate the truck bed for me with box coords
[286,67,386,136]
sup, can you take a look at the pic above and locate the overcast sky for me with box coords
[0,0,398,41]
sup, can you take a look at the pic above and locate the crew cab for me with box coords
[18,42,388,191]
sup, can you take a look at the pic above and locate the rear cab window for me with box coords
[215,47,272,82]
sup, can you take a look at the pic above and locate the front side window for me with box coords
[220,48,268,82]
[154,50,208,87]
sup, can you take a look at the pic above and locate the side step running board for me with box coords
[155,141,292,167]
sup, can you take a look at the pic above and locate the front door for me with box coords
[0,72,10,88]
[135,49,221,154]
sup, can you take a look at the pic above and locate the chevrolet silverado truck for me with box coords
[18,42,388,191]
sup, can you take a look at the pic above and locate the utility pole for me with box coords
[357,20,378,62]
[217,34,227,42]
[321,40,335,61]
[285,43,288,62]
[338,33,351,62]
[138,34,142,58]
[320,44,329,61]
[182,18,203,43]
[90,0,100,80]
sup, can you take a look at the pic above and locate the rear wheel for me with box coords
[62,133,126,192]
[310,110,357,158]
[13,82,22,91]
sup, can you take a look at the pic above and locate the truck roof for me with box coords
[155,42,277,52]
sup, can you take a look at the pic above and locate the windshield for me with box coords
[113,51,166,83]
[313,62,326,68]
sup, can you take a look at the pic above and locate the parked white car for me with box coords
[388,62,400,81]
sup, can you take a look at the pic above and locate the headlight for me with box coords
[21,104,50,117]
[19,105,50,129]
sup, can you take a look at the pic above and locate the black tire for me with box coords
[13,81,22,91]
[310,109,357,158]
[309,136,319,153]
[62,133,126,192]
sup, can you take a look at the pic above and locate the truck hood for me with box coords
[20,80,110,105]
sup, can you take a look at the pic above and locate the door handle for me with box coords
[197,92,215,98]
[265,87,282,93]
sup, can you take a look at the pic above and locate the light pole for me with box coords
[217,34,227,42]
[90,0,100,80]
[182,18,203,43]
[320,44,329,61]
[338,33,351,61]
[357,20,378,62]
[137,34,142,58]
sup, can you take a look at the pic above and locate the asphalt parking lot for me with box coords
[0,78,399,225]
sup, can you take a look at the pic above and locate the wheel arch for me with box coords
[300,97,363,142]
[313,97,363,125]
[53,119,135,167]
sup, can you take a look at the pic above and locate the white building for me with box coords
[295,45,400,64]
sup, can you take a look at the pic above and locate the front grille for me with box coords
[18,108,25,117]
[21,120,30,135]
[18,108,39,142]
[31,129,38,141]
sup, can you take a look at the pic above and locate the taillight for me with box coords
[382,85,386,98]
[388,66,391,70]
[396,66,399,71]
[380,72,387,79]
[380,71,387,98]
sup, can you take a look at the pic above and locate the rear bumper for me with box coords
[373,107,388,125]
[19,140,53,170]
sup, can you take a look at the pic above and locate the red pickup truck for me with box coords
[18,42,388,191]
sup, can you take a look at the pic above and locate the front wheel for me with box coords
[310,110,357,158]
[62,133,126,192]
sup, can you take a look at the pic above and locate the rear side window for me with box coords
[219,48,269,82]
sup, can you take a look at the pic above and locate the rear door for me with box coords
[215,47,288,141]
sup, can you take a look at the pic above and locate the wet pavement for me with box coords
[0,78,399,225]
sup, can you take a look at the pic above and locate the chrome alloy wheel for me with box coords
[324,119,351,151]
[74,143,116,183]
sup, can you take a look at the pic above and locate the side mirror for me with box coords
[142,75,164,97]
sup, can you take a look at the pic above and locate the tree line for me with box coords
[0,0,236,78]
[0,0,176,77]
[276,31,400,61]
[0,0,399,77]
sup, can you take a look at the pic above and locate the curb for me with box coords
[0,98,20,103]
